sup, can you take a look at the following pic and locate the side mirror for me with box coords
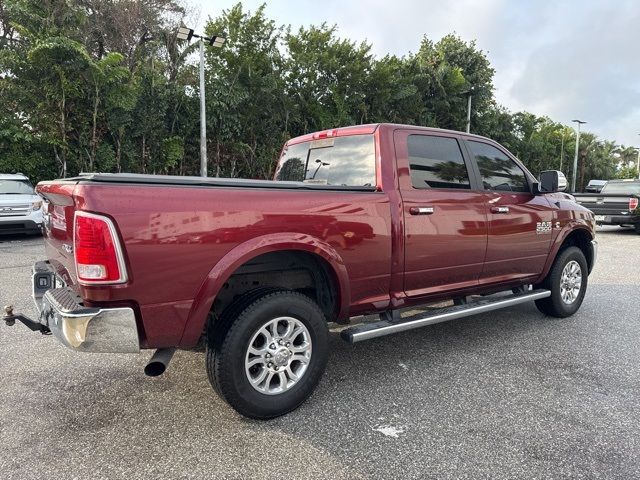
[537,170,567,193]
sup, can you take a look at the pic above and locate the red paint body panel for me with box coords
[39,182,392,348]
[401,189,488,295]
[480,192,553,282]
[393,129,488,296]
[286,124,379,146]
[36,124,595,349]
[534,193,596,283]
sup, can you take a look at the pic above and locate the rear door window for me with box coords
[275,135,376,187]
[407,135,471,189]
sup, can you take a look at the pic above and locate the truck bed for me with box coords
[68,173,377,192]
[36,174,392,347]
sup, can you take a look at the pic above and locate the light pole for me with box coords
[571,119,586,192]
[177,26,226,177]
[465,86,475,133]
[559,132,565,172]
[637,134,640,179]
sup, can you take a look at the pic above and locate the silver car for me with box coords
[0,173,43,235]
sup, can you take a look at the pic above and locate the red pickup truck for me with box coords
[4,124,597,419]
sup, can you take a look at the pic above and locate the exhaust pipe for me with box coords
[144,348,176,377]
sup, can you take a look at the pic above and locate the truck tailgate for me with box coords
[36,182,79,288]
[575,194,633,215]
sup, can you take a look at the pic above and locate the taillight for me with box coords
[630,198,639,211]
[74,211,127,284]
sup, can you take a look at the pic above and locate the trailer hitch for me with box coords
[3,305,51,335]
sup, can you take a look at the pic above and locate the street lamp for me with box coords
[176,26,226,177]
[464,86,475,134]
[636,134,640,179]
[559,130,566,172]
[571,119,586,192]
[311,159,330,179]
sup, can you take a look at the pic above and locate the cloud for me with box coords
[501,1,640,146]
[195,0,640,146]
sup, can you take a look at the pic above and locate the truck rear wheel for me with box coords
[206,289,328,419]
[535,246,588,318]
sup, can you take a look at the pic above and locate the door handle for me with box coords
[409,206,434,215]
[490,206,510,214]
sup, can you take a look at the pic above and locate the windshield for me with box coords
[275,134,376,187]
[0,179,34,195]
[600,182,640,195]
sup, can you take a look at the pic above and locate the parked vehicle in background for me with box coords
[0,174,43,235]
[575,179,640,233]
[4,124,597,419]
[585,179,607,193]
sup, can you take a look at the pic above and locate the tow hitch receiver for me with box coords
[3,305,51,335]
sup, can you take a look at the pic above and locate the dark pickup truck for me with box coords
[4,123,598,419]
[575,179,640,233]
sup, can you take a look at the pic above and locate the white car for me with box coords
[0,173,43,235]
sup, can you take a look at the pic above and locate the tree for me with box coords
[414,35,494,131]
[78,0,186,69]
[0,0,630,186]
[284,23,374,132]
[204,3,287,178]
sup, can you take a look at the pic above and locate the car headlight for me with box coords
[31,200,42,211]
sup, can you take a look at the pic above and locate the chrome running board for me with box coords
[341,289,551,344]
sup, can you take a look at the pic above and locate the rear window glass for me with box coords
[407,135,470,189]
[0,179,34,195]
[275,135,376,187]
[601,182,640,194]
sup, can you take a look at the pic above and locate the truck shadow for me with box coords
[17,300,550,435]
[7,284,636,479]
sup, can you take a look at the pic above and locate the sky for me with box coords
[192,0,640,147]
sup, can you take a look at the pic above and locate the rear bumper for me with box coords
[32,261,139,353]
[0,219,42,235]
[594,214,639,225]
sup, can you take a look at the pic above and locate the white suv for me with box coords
[0,173,43,235]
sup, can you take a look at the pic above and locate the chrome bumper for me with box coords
[32,262,139,353]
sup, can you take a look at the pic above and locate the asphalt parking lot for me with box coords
[1,227,639,479]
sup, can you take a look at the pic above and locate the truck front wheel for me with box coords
[535,246,588,318]
[206,289,329,419]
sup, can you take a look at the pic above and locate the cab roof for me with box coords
[286,123,494,146]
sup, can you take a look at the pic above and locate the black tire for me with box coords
[634,223,640,234]
[535,246,588,318]
[206,289,329,419]
[207,287,282,395]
